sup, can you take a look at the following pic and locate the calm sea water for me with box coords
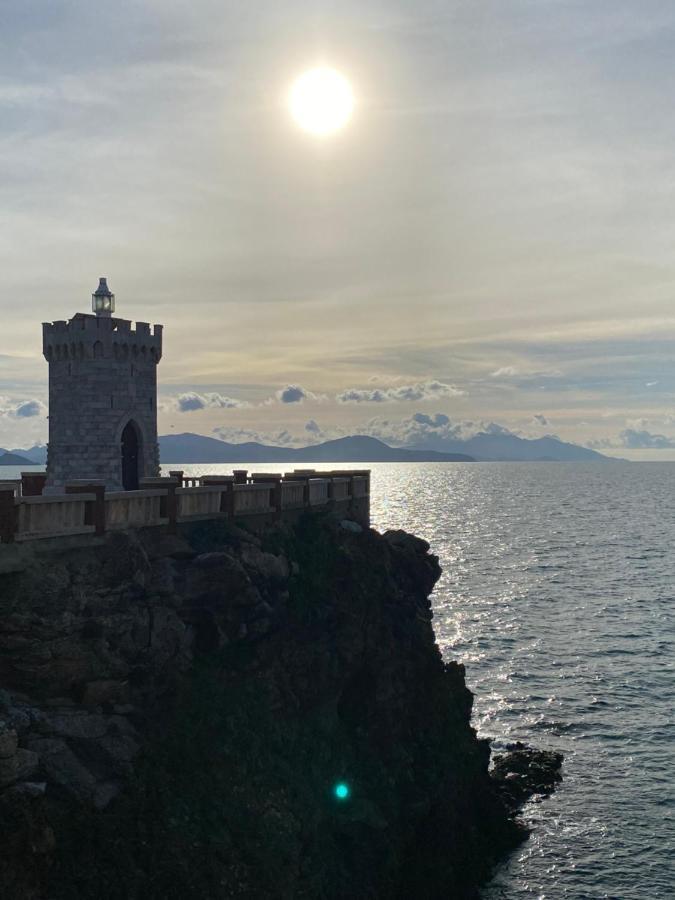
[169,461,674,899]
[6,461,674,897]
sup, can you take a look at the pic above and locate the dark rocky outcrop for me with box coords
[491,742,564,811]
[0,514,560,899]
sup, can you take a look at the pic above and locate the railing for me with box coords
[308,478,329,506]
[281,481,305,509]
[352,476,368,498]
[233,483,273,516]
[106,490,167,530]
[15,494,96,541]
[0,469,370,544]
[177,486,223,520]
[331,478,351,503]
[0,480,21,498]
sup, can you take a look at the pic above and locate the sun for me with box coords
[289,67,354,137]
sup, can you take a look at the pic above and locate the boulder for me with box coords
[240,545,290,582]
[491,742,564,810]
[339,519,363,534]
[26,737,97,802]
[0,724,18,759]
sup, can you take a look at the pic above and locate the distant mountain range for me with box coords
[406,431,610,462]
[0,430,614,468]
[0,452,34,466]
[159,433,473,463]
[0,445,47,465]
[159,431,612,464]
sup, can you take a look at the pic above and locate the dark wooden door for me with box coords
[121,422,140,491]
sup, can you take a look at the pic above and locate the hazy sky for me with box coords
[3,1,675,457]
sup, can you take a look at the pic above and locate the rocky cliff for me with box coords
[0,514,559,899]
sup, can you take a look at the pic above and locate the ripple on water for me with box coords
[367,461,675,900]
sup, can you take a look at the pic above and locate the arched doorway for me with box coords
[121,421,141,490]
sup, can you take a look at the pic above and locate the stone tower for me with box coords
[42,278,163,491]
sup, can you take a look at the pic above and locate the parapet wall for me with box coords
[0,470,370,546]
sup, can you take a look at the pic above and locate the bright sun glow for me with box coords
[289,67,354,136]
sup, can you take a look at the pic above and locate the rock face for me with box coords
[0,514,556,899]
[491,742,564,811]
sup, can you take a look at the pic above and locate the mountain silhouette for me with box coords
[159,433,474,463]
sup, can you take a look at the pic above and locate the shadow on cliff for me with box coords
[0,514,559,899]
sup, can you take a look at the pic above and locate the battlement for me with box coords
[42,313,163,362]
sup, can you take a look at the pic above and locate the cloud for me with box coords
[412,412,450,427]
[305,419,321,434]
[175,392,249,412]
[276,385,314,404]
[619,428,675,449]
[490,367,563,381]
[212,425,301,446]
[0,398,47,419]
[361,413,516,447]
[12,399,46,418]
[336,381,463,404]
[532,414,549,426]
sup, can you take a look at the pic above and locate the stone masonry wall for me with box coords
[43,314,162,491]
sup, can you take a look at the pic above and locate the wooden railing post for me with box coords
[273,480,283,516]
[65,482,106,535]
[250,474,283,515]
[233,469,248,485]
[284,472,311,507]
[169,470,184,487]
[0,486,17,544]
[222,482,234,517]
[141,477,178,533]
[202,476,235,517]
[166,481,178,534]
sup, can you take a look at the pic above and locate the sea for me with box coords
[5,461,674,898]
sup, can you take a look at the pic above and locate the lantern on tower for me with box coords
[92,277,115,317]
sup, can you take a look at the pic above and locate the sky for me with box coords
[3,0,675,459]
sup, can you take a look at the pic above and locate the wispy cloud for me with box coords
[619,428,675,449]
[212,425,301,446]
[337,381,463,404]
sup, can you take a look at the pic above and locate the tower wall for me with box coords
[42,313,163,491]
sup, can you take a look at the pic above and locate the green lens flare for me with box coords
[334,782,350,800]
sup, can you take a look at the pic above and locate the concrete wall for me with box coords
[42,313,162,491]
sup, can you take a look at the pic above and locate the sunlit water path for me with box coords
[6,460,673,897]
[374,460,674,900]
